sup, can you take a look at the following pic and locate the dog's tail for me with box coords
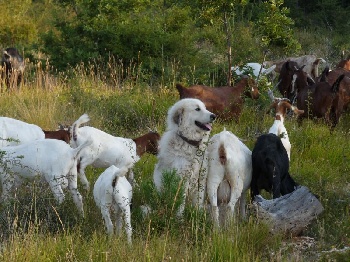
[71,114,90,142]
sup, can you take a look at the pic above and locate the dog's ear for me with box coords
[173,107,184,126]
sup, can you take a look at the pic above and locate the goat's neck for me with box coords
[275,114,285,123]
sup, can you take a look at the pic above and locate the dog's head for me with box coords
[167,98,216,139]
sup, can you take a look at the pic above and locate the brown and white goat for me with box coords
[70,114,160,190]
[175,77,259,122]
[277,61,315,100]
[267,99,304,161]
[43,125,71,144]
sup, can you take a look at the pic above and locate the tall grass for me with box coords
[0,58,349,261]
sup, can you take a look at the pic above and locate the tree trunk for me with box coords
[251,186,324,236]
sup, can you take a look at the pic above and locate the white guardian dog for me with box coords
[153,98,216,215]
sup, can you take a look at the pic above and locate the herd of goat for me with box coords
[1,48,350,243]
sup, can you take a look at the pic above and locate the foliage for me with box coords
[0,0,37,48]
[256,0,301,54]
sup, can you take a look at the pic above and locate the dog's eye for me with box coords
[195,107,200,111]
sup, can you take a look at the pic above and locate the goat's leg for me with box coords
[112,204,123,236]
[113,183,132,243]
[239,192,247,219]
[47,179,65,204]
[1,173,15,201]
[101,206,114,235]
[227,174,243,221]
[67,171,84,216]
[207,166,224,227]
[121,205,132,244]
[77,159,90,191]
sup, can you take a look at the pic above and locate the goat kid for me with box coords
[0,139,91,215]
[93,165,133,244]
[70,114,160,190]
[267,99,304,161]
[206,129,252,226]
[251,133,298,201]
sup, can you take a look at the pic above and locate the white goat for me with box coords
[0,139,91,215]
[206,129,252,226]
[268,99,304,161]
[70,114,159,191]
[0,117,45,146]
[93,165,133,244]
[232,62,276,78]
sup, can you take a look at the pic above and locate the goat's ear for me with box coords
[290,105,304,115]
[266,101,277,114]
[172,107,184,125]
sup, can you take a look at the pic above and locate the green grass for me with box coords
[0,67,349,261]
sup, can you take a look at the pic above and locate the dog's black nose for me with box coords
[210,114,216,121]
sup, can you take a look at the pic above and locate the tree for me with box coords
[256,0,301,54]
[0,0,37,48]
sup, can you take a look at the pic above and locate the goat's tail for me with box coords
[71,114,90,142]
[111,165,130,187]
[331,74,345,93]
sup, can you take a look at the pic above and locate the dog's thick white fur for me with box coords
[153,98,216,215]
[70,114,140,191]
[0,139,91,215]
[0,117,45,146]
[206,129,252,226]
[93,165,132,244]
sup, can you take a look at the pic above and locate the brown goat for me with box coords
[175,77,259,122]
[336,54,350,70]
[132,131,160,156]
[292,67,345,128]
[318,66,350,111]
